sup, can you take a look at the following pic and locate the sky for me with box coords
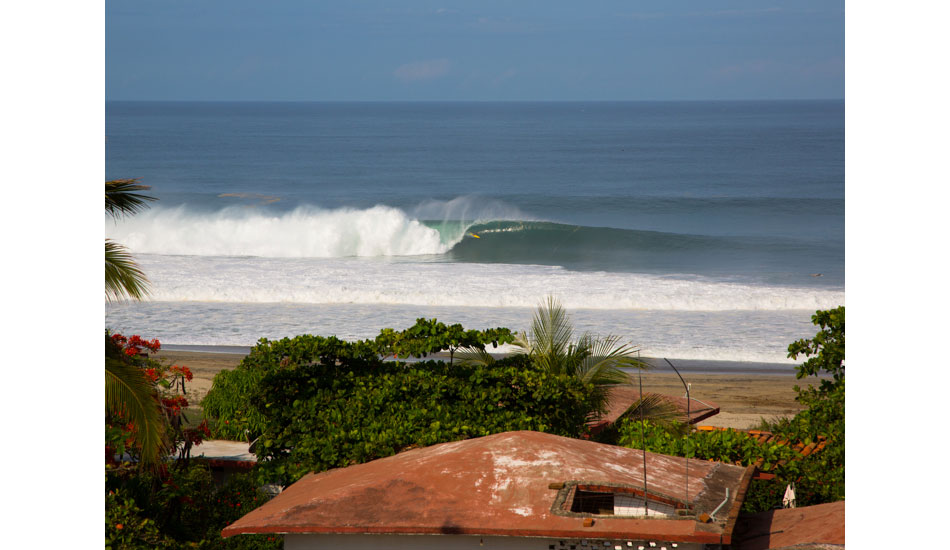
[106,0,844,101]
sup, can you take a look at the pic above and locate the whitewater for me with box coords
[106,204,843,364]
[105,100,844,366]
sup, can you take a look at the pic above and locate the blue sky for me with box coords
[106,0,844,101]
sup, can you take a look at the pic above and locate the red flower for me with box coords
[170,365,194,381]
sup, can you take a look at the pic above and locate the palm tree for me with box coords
[461,296,660,418]
[105,179,155,301]
[105,179,165,465]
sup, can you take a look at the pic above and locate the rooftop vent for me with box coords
[553,483,687,519]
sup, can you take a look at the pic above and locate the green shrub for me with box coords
[250,354,597,484]
[106,489,176,550]
[202,320,514,440]
[201,335,383,440]
[618,419,799,469]
[106,463,281,549]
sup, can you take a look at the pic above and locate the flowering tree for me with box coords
[106,332,210,467]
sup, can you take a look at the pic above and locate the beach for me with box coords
[157,349,806,431]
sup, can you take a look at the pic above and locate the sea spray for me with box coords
[106,204,459,257]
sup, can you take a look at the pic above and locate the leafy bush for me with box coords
[106,463,281,550]
[203,319,514,440]
[245,354,596,484]
[106,489,176,550]
[746,306,845,512]
[618,420,800,470]
[376,317,513,363]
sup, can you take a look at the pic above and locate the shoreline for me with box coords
[157,348,808,431]
[161,343,798,376]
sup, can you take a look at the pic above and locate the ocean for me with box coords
[105,101,844,366]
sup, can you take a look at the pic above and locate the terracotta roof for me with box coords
[731,501,845,549]
[224,430,755,545]
[590,386,720,432]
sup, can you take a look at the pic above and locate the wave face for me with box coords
[444,220,842,281]
[106,206,842,286]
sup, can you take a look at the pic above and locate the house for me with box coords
[223,430,754,549]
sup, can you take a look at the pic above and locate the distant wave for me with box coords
[106,206,838,276]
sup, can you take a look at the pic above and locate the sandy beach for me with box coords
[157,349,806,431]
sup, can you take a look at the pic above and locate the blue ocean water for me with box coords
[105,101,844,364]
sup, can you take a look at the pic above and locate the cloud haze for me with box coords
[394,59,451,82]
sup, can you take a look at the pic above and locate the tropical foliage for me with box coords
[105,179,167,467]
[375,317,513,363]
[201,332,598,485]
[461,296,646,415]
[764,306,845,505]
[615,306,845,512]
[105,178,155,301]
[105,332,167,466]
[202,319,516,441]
[106,333,210,466]
[106,467,281,550]
[618,419,800,470]
[106,332,279,549]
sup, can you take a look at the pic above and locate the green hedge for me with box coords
[252,355,597,484]
[201,335,383,440]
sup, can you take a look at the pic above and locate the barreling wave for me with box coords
[106,206,841,281]
[440,220,843,279]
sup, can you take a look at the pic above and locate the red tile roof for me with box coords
[224,430,754,545]
[731,501,844,549]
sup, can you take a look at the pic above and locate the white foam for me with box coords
[105,205,457,258]
[132,254,844,312]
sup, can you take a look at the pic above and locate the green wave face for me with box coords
[423,219,842,280]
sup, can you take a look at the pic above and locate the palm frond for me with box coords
[618,392,684,426]
[106,179,156,220]
[529,296,575,374]
[105,239,150,301]
[455,346,498,367]
[106,356,167,465]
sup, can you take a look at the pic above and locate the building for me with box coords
[223,430,755,549]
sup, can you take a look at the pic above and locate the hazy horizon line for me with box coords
[106,97,845,103]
